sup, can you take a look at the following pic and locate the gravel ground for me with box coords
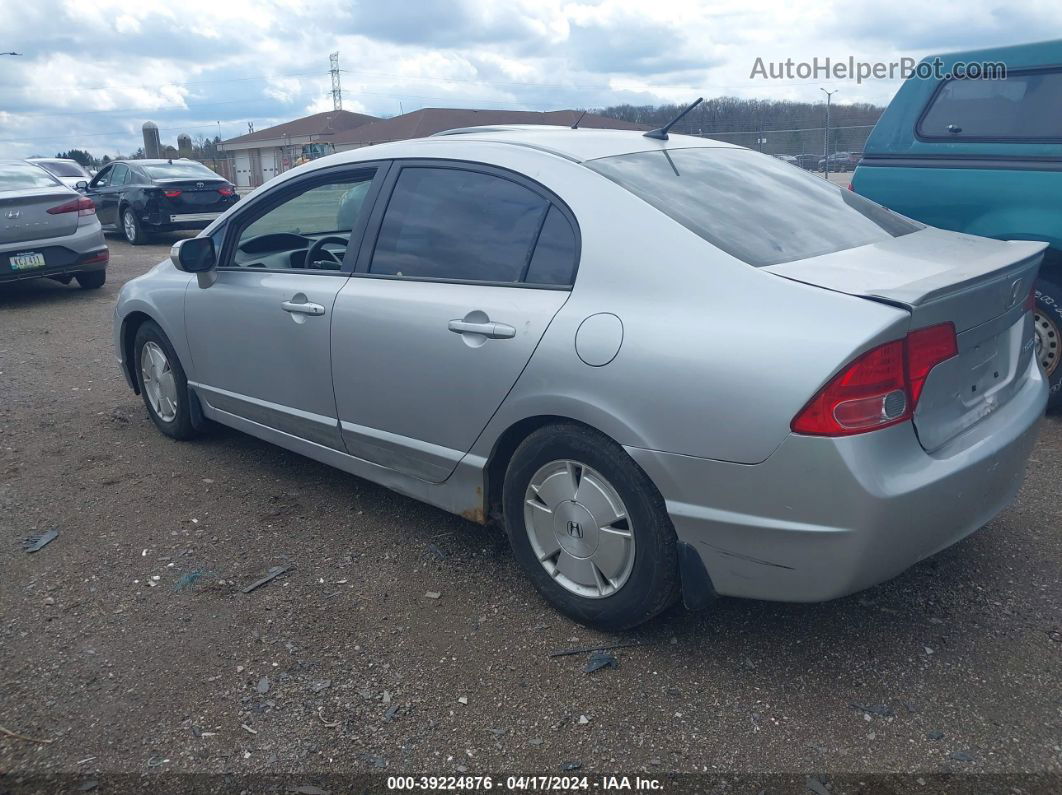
[0,234,1060,789]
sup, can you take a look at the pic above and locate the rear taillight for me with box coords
[217,186,234,196]
[163,189,182,198]
[47,196,95,216]
[80,249,109,266]
[792,322,957,437]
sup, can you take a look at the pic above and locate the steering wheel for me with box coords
[304,235,349,270]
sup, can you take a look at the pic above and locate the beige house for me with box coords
[219,110,378,188]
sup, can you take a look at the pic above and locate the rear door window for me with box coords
[586,147,921,267]
[369,166,549,284]
[918,68,1062,140]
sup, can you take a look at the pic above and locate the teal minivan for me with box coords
[852,39,1062,408]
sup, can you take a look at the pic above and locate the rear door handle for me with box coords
[448,319,516,339]
[281,300,325,316]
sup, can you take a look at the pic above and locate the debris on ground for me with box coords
[806,775,831,795]
[384,704,399,721]
[174,569,216,591]
[926,729,945,740]
[424,591,441,599]
[561,761,582,771]
[849,702,895,718]
[0,724,54,744]
[427,543,448,560]
[22,529,58,553]
[584,650,618,674]
[256,677,271,694]
[549,640,644,658]
[949,750,975,762]
[241,565,291,594]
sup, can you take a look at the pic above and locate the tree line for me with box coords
[597,97,885,156]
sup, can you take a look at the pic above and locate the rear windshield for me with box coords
[585,147,922,267]
[141,161,220,180]
[33,160,88,177]
[0,161,62,190]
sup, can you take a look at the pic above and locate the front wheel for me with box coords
[1034,276,1062,410]
[502,424,680,631]
[133,321,197,440]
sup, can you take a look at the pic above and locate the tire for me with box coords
[121,206,150,245]
[133,320,196,440]
[1034,275,1062,411]
[75,270,106,289]
[502,423,680,631]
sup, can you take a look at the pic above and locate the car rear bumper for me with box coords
[627,360,1047,603]
[0,223,107,283]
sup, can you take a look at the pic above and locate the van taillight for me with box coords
[792,323,957,436]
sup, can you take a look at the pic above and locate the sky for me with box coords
[0,0,1059,158]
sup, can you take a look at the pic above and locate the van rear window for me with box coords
[918,69,1062,140]
[585,147,921,267]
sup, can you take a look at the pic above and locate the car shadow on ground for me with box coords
[0,274,104,309]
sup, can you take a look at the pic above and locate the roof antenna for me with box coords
[644,97,703,141]
[570,110,588,129]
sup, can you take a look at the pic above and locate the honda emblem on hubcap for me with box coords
[566,520,583,539]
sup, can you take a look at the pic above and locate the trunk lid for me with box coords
[154,179,230,213]
[0,188,79,244]
[765,228,1046,451]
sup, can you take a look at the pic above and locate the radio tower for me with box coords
[329,51,342,111]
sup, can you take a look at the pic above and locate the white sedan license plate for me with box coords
[10,251,46,271]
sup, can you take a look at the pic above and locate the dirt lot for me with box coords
[1,233,1060,789]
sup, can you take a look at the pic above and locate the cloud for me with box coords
[0,0,1058,157]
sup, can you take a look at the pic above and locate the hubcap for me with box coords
[124,211,136,242]
[140,342,178,422]
[523,460,635,599]
[1034,309,1059,377]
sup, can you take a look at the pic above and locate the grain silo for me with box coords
[142,121,161,158]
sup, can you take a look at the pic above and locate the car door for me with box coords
[184,164,385,449]
[331,162,578,482]
[86,164,119,225]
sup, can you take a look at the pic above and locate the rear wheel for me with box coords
[133,321,196,440]
[502,423,680,630]
[1034,276,1062,410]
[75,270,106,289]
[122,206,149,245]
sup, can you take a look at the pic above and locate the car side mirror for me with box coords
[171,238,218,287]
[75,180,88,192]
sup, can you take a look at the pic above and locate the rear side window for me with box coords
[524,206,577,285]
[586,147,922,267]
[371,167,549,284]
[918,69,1062,140]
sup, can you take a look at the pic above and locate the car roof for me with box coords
[336,127,742,165]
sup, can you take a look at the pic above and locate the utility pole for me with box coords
[329,51,342,111]
[821,88,837,178]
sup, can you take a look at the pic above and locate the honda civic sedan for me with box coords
[113,127,1048,629]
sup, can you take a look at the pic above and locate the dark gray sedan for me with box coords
[1,160,108,289]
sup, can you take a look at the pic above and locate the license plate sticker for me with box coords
[10,251,46,271]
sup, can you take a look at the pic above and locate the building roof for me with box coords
[221,109,380,146]
[331,108,646,147]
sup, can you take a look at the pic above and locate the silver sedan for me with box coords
[113,127,1047,629]
[1,160,108,289]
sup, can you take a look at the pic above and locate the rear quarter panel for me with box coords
[459,152,912,465]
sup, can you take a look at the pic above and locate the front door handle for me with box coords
[448,319,516,339]
[281,300,325,316]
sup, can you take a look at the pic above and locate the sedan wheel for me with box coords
[122,208,148,245]
[140,341,178,422]
[133,320,197,440]
[503,423,680,630]
[524,460,636,598]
